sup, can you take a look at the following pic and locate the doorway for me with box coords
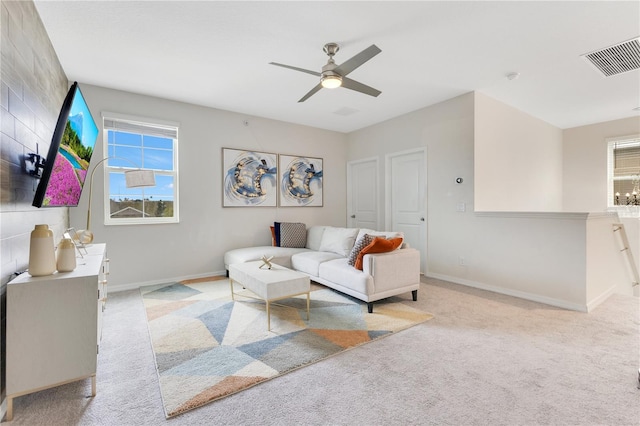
[346,157,379,230]
[386,148,427,273]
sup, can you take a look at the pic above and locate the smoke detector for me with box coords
[582,37,640,77]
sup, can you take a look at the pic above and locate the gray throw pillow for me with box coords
[279,222,307,248]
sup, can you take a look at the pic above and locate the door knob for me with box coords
[350,215,356,218]
[420,217,425,221]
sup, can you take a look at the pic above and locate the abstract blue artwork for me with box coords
[223,148,277,207]
[279,154,323,207]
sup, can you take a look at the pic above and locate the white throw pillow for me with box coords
[318,227,359,257]
[306,226,326,251]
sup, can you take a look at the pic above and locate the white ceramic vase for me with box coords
[56,238,77,272]
[28,224,56,277]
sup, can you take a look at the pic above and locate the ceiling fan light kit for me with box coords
[270,42,382,102]
[321,74,342,89]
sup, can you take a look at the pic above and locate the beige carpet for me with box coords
[141,277,433,417]
[7,277,638,425]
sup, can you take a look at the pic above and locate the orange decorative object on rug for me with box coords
[354,237,403,270]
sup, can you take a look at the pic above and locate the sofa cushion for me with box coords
[306,226,326,251]
[224,246,310,269]
[347,233,375,266]
[291,251,343,277]
[318,258,372,295]
[355,237,403,270]
[318,227,359,257]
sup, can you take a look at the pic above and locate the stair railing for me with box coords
[612,223,640,290]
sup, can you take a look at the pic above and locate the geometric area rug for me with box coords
[141,276,434,418]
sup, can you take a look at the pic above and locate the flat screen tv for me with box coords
[32,82,99,207]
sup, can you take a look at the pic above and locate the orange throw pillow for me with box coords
[354,237,403,270]
[270,226,276,246]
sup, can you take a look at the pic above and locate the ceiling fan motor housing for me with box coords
[322,61,339,77]
[323,42,340,57]
[321,54,342,88]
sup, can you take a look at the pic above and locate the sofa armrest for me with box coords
[362,248,420,293]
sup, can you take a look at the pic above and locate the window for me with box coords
[102,113,179,225]
[608,135,640,207]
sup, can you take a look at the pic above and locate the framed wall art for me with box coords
[222,148,277,207]
[279,154,323,207]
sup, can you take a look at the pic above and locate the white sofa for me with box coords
[224,225,421,312]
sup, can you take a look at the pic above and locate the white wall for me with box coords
[470,213,587,306]
[69,85,347,289]
[347,92,475,281]
[347,92,626,310]
[465,212,627,311]
[562,116,640,212]
[563,117,640,292]
[347,92,475,229]
[474,92,563,212]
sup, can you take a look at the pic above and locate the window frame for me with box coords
[101,112,180,226]
[607,134,640,209]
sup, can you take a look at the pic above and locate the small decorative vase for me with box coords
[56,238,77,272]
[28,224,56,277]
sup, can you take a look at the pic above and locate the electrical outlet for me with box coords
[458,256,466,266]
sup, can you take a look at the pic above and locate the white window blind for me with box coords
[103,118,178,139]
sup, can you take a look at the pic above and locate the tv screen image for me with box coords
[32,82,99,208]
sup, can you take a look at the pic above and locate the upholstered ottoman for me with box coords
[229,261,310,331]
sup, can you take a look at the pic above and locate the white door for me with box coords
[347,158,379,230]
[386,149,427,273]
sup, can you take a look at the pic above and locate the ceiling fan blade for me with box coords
[298,83,323,102]
[341,77,381,97]
[334,44,381,77]
[269,62,321,77]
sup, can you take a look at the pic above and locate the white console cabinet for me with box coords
[6,244,108,421]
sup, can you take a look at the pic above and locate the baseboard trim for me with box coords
[424,272,588,312]
[110,270,227,293]
[585,284,617,312]
[112,270,612,313]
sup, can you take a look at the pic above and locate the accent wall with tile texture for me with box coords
[1,0,70,417]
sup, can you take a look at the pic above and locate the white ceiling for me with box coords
[34,1,640,134]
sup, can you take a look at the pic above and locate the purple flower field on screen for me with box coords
[44,154,82,206]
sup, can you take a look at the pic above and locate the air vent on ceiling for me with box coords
[582,37,640,77]
[333,107,359,116]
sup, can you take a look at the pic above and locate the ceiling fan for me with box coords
[269,43,382,102]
